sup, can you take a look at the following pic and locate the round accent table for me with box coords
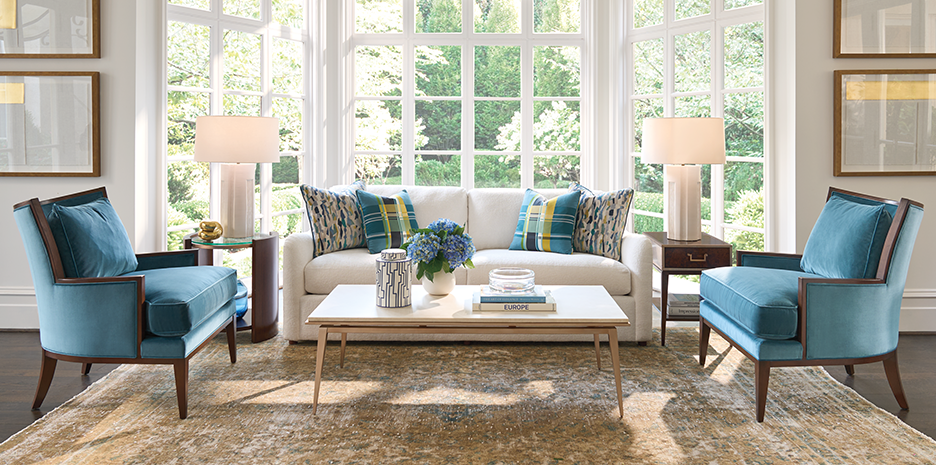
[184,232,279,343]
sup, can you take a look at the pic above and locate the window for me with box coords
[166,0,309,274]
[628,0,765,254]
[351,0,587,189]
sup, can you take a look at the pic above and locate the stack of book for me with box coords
[667,293,700,317]
[472,285,556,312]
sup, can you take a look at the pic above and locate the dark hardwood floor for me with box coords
[1,331,933,443]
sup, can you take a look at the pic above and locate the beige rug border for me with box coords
[4,331,935,449]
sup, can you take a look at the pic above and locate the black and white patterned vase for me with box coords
[376,248,412,308]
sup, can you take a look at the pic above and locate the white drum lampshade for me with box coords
[194,116,280,239]
[641,117,726,242]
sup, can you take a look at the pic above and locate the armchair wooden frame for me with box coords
[699,187,922,422]
[15,187,237,419]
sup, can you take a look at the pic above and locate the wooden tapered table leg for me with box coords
[594,334,602,371]
[339,333,347,368]
[313,327,328,414]
[608,328,624,418]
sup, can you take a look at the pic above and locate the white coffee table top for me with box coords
[306,285,629,326]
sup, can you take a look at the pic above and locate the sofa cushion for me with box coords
[356,189,420,253]
[368,185,468,229]
[300,181,365,258]
[569,183,635,261]
[467,188,566,250]
[701,266,824,340]
[467,249,632,295]
[123,266,237,337]
[509,189,581,254]
[48,198,138,278]
[305,248,468,294]
[800,194,892,279]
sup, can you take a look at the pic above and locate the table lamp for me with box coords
[641,117,725,242]
[194,115,280,239]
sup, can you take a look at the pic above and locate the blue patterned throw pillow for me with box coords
[356,189,420,254]
[300,181,366,258]
[569,183,635,261]
[509,189,581,254]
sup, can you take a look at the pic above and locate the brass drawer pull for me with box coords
[688,253,708,262]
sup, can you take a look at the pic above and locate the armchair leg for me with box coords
[754,361,770,422]
[173,360,189,419]
[81,363,92,375]
[32,350,57,410]
[844,365,855,376]
[699,318,711,367]
[883,351,909,410]
[226,316,237,364]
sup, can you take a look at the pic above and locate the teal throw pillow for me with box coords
[800,194,893,279]
[569,183,634,261]
[48,198,139,278]
[509,189,581,254]
[356,189,419,253]
[300,181,366,257]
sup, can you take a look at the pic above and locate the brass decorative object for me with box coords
[198,221,223,241]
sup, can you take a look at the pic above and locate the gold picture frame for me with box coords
[834,69,936,176]
[0,0,100,58]
[0,72,100,177]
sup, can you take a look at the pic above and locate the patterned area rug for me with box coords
[1,328,934,464]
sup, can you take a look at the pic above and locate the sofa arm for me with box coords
[283,232,316,341]
[620,232,652,342]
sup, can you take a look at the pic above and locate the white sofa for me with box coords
[283,185,652,344]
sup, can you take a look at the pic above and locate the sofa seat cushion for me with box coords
[701,266,823,340]
[467,249,631,295]
[124,266,237,337]
[305,248,467,294]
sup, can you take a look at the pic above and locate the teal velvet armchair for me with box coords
[699,188,924,422]
[14,187,238,419]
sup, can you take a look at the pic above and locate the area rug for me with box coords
[1,328,934,464]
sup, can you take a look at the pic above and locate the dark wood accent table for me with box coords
[644,232,731,346]
[184,233,279,343]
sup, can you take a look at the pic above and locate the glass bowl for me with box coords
[488,268,535,293]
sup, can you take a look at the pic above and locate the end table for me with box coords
[644,232,731,346]
[184,232,279,343]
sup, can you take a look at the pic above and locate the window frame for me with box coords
[343,0,593,190]
[164,0,312,250]
[626,0,766,245]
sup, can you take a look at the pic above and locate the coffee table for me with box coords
[305,284,630,417]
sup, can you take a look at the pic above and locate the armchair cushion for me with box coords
[123,266,237,337]
[701,267,824,340]
[800,195,892,279]
[509,189,581,254]
[48,198,138,278]
[356,189,419,253]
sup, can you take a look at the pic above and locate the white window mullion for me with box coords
[463,26,475,189]
[402,0,416,185]
[520,0,534,189]
[711,19,726,238]
[258,0,274,235]
[208,2,223,227]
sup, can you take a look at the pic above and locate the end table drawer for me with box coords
[663,246,731,269]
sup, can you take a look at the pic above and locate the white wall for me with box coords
[0,1,152,328]
[795,0,936,331]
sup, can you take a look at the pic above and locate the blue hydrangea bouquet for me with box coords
[402,218,475,282]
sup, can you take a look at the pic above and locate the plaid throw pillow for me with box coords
[509,189,581,254]
[299,181,366,258]
[569,183,635,261]
[356,189,420,254]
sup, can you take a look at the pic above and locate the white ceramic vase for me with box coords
[422,272,456,296]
